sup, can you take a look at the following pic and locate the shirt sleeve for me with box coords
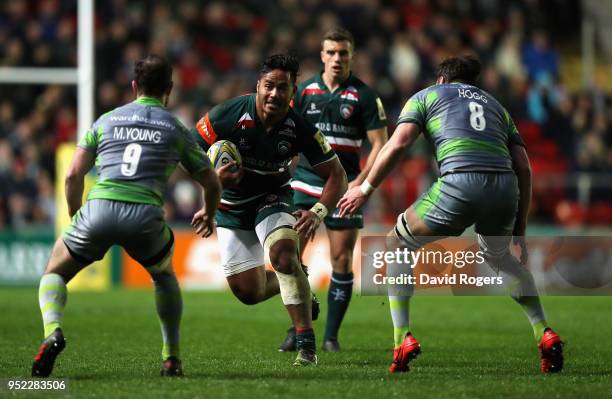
[397,89,428,129]
[176,120,212,175]
[297,118,337,167]
[504,109,526,148]
[291,89,301,111]
[360,88,387,132]
[195,101,230,147]
[77,119,101,152]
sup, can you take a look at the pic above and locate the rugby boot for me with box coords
[32,328,66,377]
[538,328,564,373]
[389,332,421,373]
[161,356,183,377]
[293,349,318,366]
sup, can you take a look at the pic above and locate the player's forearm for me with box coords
[318,162,348,211]
[363,123,419,188]
[510,145,532,235]
[196,168,222,218]
[365,140,405,187]
[514,167,532,235]
[352,140,385,186]
[65,174,84,218]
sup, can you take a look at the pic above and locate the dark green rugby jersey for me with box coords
[192,94,336,207]
[398,83,525,175]
[291,72,386,196]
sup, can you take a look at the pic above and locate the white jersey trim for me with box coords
[291,180,323,196]
[326,136,362,148]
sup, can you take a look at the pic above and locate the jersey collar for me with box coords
[316,70,354,94]
[134,96,164,107]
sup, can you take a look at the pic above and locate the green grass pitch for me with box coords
[1,288,611,398]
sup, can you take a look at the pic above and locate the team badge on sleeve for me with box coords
[196,114,217,145]
[314,130,332,153]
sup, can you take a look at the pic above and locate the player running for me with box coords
[338,55,564,373]
[31,55,221,378]
[279,27,388,353]
[192,54,347,366]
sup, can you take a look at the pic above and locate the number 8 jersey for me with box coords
[77,96,212,206]
[398,83,526,175]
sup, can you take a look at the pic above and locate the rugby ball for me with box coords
[206,140,242,169]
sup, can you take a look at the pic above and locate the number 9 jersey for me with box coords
[398,83,526,176]
[77,96,212,207]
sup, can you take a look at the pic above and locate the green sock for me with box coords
[153,272,182,359]
[389,296,410,348]
[38,273,67,338]
[532,320,549,342]
[324,271,353,341]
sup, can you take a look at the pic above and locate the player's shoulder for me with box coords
[297,75,325,97]
[346,74,375,94]
[286,106,316,133]
[94,102,133,127]
[210,94,255,120]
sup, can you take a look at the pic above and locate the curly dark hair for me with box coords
[259,54,300,84]
[134,54,173,97]
[436,55,481,86]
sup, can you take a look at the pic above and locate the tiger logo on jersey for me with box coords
[340,104,354,119]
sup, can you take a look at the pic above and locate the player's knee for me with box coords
[145,245,175,278]
[235,291,264,305]
[391,214,422,252]
[331,250,352,273]
[228,282,265,305]
[45,239,88,282]
[265,228,299,274]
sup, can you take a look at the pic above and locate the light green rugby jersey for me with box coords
[398,83,525,175]
[78,96,212,206]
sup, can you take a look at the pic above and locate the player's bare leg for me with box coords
[267,231,317,365]
[226,267,279,305]
[277,231,320,352]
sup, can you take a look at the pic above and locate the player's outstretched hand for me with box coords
[513,235,528,265]
[293,209,321,242]
[337,186,368,217]
[217,161,243,189]
[191,208,215,238]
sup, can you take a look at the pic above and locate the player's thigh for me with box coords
[217,226,265,277]
[118,203,175,268]
[255,189,298,254]
[45,237,90,281]
[474,173,519,236]
[256,211,299,272]
[410,174,485,237]
[62,199,116,265]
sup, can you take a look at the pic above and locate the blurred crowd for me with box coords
[0,0,611,231]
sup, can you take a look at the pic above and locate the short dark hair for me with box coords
[322,27,354,48]
[134,54,173,97]
[436,55,481,85]
[260,54,299,84]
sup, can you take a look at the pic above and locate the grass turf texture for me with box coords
[1,289,611,398]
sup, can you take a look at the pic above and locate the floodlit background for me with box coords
[0,0,610,290]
